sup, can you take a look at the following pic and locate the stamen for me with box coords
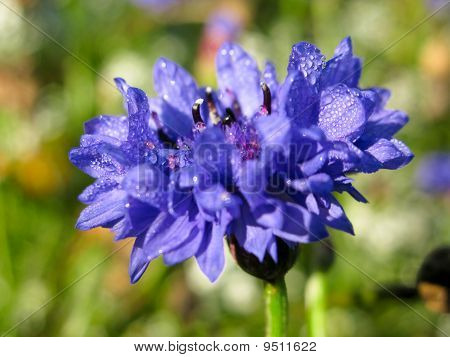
[232,98,242,118]
[260,82,272,115]
[222,108,236,126]
[157,129,177,148]
[225,88,242,118]
[192,98,204,124]
[205,87,221,124]
[151,111,161,127]
[152,111,177,148]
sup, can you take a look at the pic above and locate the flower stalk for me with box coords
[305,271,327,336]
[264,277,288,337]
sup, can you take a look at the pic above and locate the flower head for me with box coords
[70,37,413,283]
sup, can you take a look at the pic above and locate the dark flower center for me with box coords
[190,83,273,161]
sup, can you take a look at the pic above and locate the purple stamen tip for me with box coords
[260,82,271,115]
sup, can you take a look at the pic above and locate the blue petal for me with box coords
[69,143,129,178]
[79,134,122,148]
[372,87,391,111]
[237,159,267,194]
[305,193,319,214]
[195,218,227,282]
[318,84,367,141]
[333,140,381,173]
[149,97,194,139]
[317,194,354,235]
[320,37,361,89]
[357,110,409,148]
[287,42,325,86]
[129,235,149,284]
[293,127,328,172]
[153,57,199,118]
[255,114,291,151]
[290,173,333,195]
[177,164,204,188]
[267,236,278,262]
[194,184,241,220]
[334,176,368,203]
[244,194,327,242]
[346,186,368,203]
[233,206,273,262]
[120,198,160,240]
[238,162,284,228]
[279,71,319,127]
[366,138,414,170]
[122,164,168,207]
[125,86,154,149]
[84,115,128,142]
[193,127,235,186]
[360,89,378,118]
[272,202,329,243]
[168,185,193,216]
[248,195,284,230]
[110,217,133,240]
[163,221,204,265]
[242,227,273,263]
[76,190,127,230]
[143,210,198,261]
[334,36,353,56]
[114,77,129,100]
[179,164,225,203]
[263,61,279,110]
[78,178,118,204]
[216,42,262,118]
[300,151,328,176]
[263,61,278,91]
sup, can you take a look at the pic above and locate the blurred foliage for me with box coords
[0,0,449,336]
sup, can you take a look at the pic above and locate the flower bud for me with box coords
[227,235,299,282]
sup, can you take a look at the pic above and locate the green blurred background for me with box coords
[0,0,449,337]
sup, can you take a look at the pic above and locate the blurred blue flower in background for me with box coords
[196,5,244,82]
[69,37,413,284]
[131,0,182,13]
[416,152,450,193]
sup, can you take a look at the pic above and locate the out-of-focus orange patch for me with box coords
[18,0,37,7]
[13,146,70,196]
[0,66,37,116]
[103,241,134,296]
[70,227,122,260]
[420,35,449,119]
[0,152,11,179]
[167,274,197,322]
[418,282,449,314]
[423,80,449,119]
[366,175,391,203]
[73,228,131,261]
[420,36,450,80]
[76,227,116,245]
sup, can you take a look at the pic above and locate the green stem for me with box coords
[264,277,288,337]
[305,271,327,336]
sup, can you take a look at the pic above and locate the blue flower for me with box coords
[131,0,182,12]
[70,37,413,284]
[416,152,450,193]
